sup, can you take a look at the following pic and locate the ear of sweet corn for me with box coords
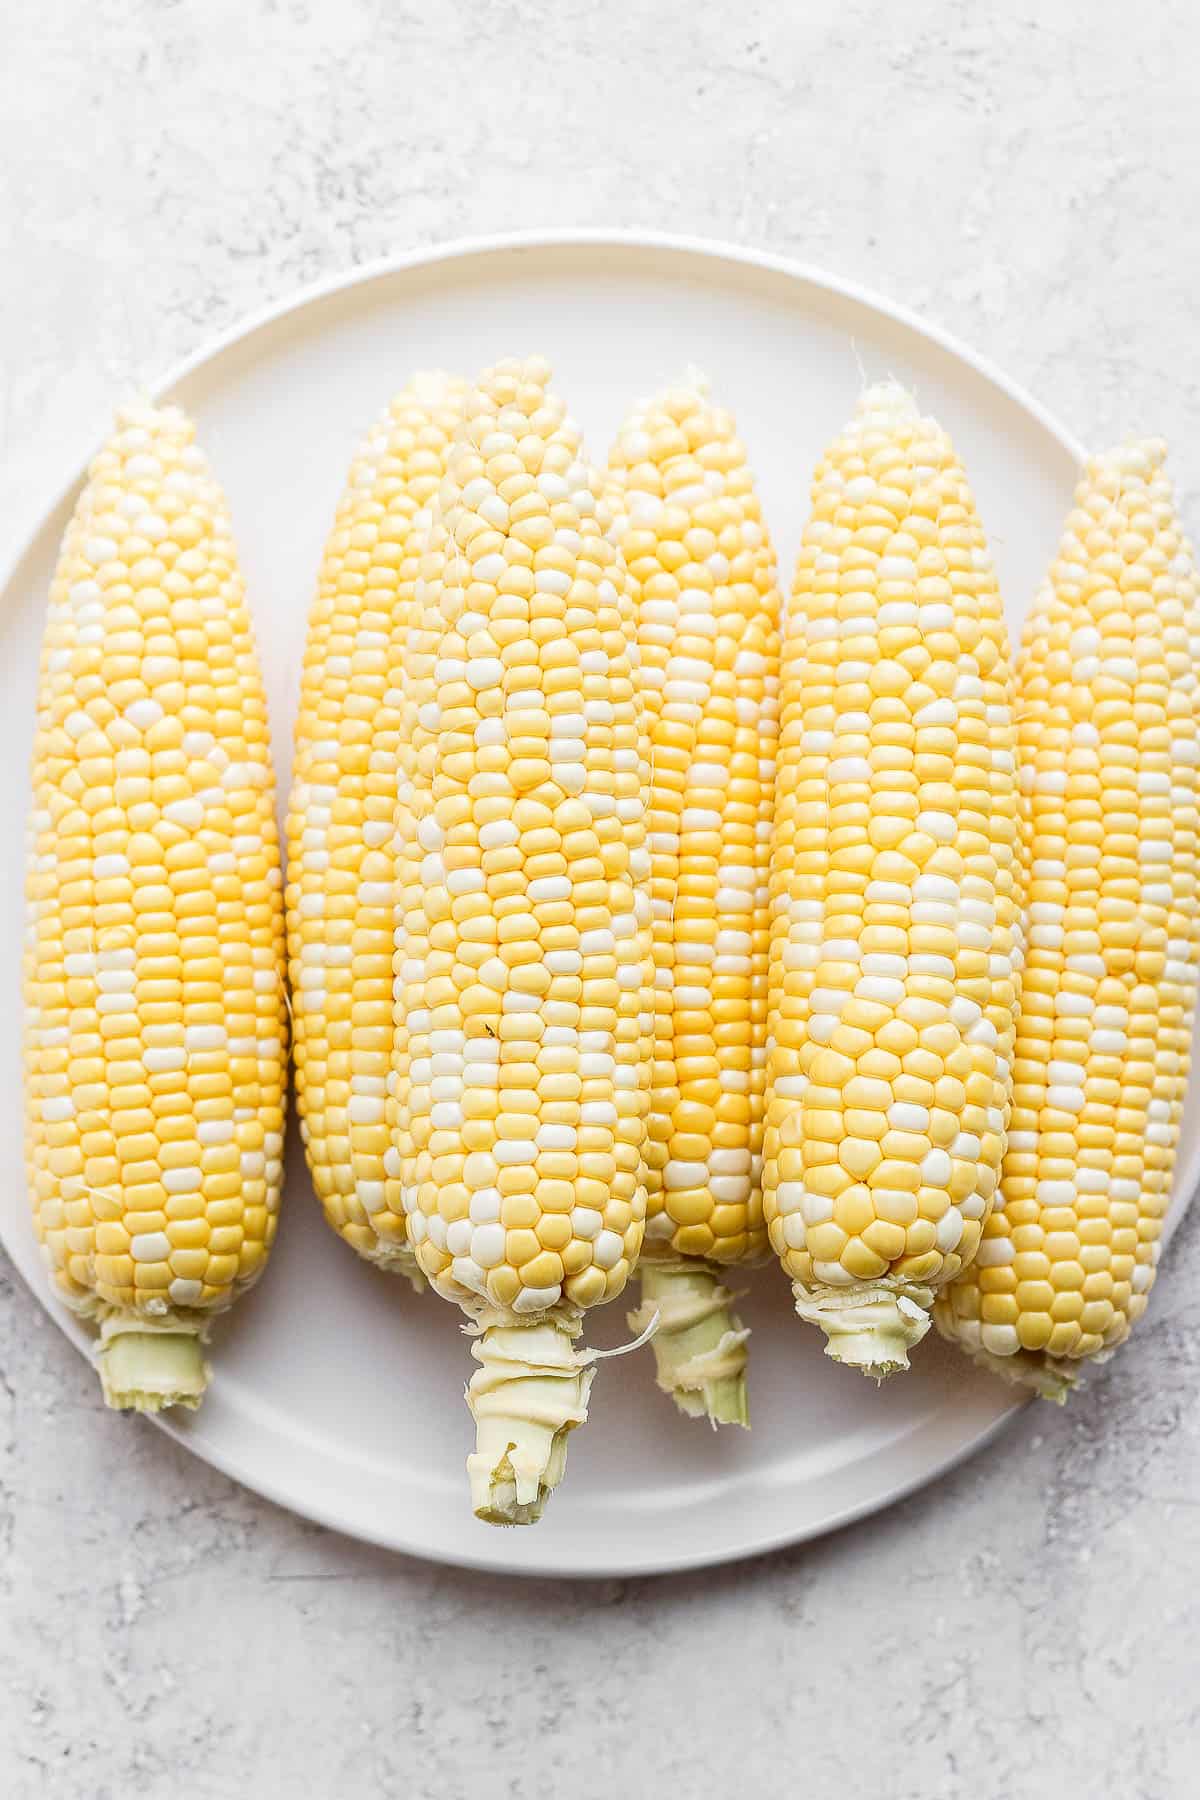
[765,384,1022,1376]
[286,374,466,1288]
[935,441,1200,1397]
[608,377,780,1426]
[24,404,288,1409]
[388,356,654,1521]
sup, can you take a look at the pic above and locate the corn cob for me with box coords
[24,404,288,1410]
[389,356,654,1521]
[286,373,466,1287]
[935,441,1200,1397]
[764,383,1022,1376]
[608,377,780,1426]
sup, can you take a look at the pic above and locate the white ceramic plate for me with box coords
[3,232,1196,1579]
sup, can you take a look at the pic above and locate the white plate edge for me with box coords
[4,228,1195,1579]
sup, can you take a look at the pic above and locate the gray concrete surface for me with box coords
[3,3,1199,1795]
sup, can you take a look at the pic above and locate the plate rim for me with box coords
[165,1370,1031,1580]
[0,228,1088,594]
[6,228,1188,1580]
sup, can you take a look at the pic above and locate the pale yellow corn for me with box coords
[286,374,466,1286]
[608,378,780,1424]
[764,384,1022,1376]
[388,356,654,1521]
[935,440,1200,1396]
[24,404,288,1410]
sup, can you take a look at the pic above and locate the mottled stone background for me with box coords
[3,3,1199,1795]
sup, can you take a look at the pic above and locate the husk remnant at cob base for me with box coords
[629,1260,750,1427]
[465,1314,597,1526]
[791,1281,934,1380]
[951,1340,1083,1405]
[361,1240,427,1294]
[94,1312,211,1412]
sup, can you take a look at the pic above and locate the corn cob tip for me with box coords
[856,379,920,426]
[792,1285,934,1381]
[472,353,554,405]
[630,1262,750,1428]
[408,367,462,402]
[112,398,189,434]
[95,1315,210,1412]
[465,1318,595,1525]
[1087,436,1168,481]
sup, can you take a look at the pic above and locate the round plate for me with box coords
[3,232,1195,1578]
